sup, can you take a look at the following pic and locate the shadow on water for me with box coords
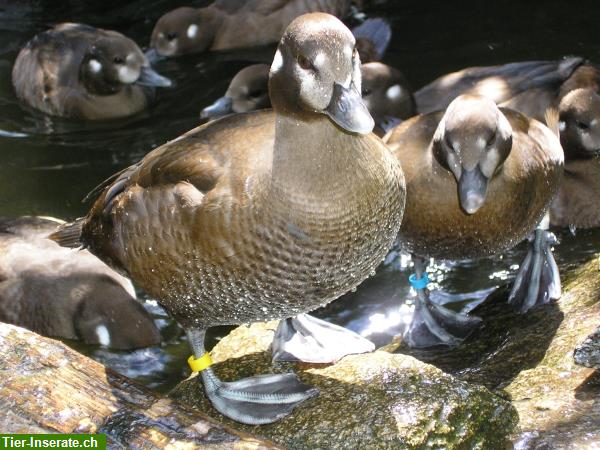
[1,0,600,393]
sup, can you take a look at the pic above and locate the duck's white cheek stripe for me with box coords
[95,325,111,346]
[271,49,283,73]
[559,121,566,132]
[89,59,102,73]
[187,24,198,39]
[386,84,402,101]
[118,66,139,84]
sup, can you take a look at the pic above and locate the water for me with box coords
[0,0,599,393]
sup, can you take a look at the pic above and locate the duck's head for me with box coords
[269,13,374,134]
[361,62,415,125]
[150,7,217,57]
[558,88,600,159]
[81,33,171,94]
[432,94,512,215]
[201,64,271,120]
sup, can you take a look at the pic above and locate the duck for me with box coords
[52,13,406,424]
[384,94,563,347]
[149,0,352,57]
[414,57,600,229]
[200,18,414,136]
[0,216,160,350]
[13,23,171,120]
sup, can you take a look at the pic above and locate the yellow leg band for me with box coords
[188,353,213,372]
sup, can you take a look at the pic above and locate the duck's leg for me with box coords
[508,214,561,313]
[186,328,318,425]
[403,256,482,348]
[271,313,375,363]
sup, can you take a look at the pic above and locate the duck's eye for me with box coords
[362,87,372,96]
[248,89,264,99]
[576,120,589,130]
[113,56,124,64]
[486,131,496,147]
[166,31,178,41]
[445,135,455,151]
[297,54,313,71]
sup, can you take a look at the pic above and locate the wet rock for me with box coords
[390,256,600,449]
[171,321,517,449]
[574,326,600,369]
[0,323,276,449]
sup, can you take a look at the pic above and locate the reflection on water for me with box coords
[0,0,599,392]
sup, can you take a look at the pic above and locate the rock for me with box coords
[574,326,600,369]
[0,323,277,449]
[170,322,517,449]
[390,256,600,449]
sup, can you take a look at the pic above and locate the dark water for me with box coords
[0,0,599,392]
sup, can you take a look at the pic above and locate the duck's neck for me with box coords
[268,114,359,196]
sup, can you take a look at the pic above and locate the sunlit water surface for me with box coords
[0,0,599,392]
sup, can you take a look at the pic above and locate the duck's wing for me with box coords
[415,57,585,115]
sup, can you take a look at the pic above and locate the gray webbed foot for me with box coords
[403,256,482,348]
[201,368,318,425]
[508,229,561,313]
[272,313,375,363]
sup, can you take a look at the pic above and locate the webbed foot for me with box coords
[201,368,318,425]
[272,313,375,363]
[508,228,561,313]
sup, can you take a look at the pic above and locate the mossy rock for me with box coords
[171,322,517,449]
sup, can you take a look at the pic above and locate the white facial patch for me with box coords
[559,121,566,132]
[386,84,403,101]
[271,49,283,73]
[95,325,111,346]
[313,51,325,67]
[118,65,139,84]
[187,24,198,39]
[88,59,102,73]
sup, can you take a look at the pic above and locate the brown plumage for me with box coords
[150,0,352,56]
[385,94,563,260]
[0,216,159,350]
[13,23,170,120]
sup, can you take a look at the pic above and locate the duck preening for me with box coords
[51,13,406,424]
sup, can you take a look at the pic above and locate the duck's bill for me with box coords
[458,167,488,215]
[326,82,374,135]
[137,66,172,87]
[144,47,163,64]
[200,96,233,119]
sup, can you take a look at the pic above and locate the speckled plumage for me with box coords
[81,109,404,329]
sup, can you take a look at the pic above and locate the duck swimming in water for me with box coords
[149,0,352,57]
[0,216,160,349]
[385,95,563,347]
[12,23,171,120]
[52,13,406,424]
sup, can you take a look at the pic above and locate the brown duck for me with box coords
[150,0,352,57]
[414,57,600,229]
[12,23,171,120]
[0,216,159,349]
[53,13,405,424]
[385,94,563,347]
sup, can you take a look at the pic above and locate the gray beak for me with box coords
[200,96,233,119]
[144,48,163,64]
[326,82,374,134]
[137,66,172,87]
[458,167,488,214]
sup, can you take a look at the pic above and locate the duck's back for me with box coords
[212,0,351,50]
[81,109,403,328]
[387,109,563,259]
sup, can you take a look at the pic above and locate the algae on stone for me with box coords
[171,322,517,449]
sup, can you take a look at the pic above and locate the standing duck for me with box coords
[0,216,160,350]
[149,0,352,57]
[385,95,563,347]
[13,23,171,120]
[414,57,600,229]
[52,13,406,424]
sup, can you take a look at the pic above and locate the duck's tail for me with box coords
[352,18,392,62]
[48,218,84,248]
[544,107,561,138]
